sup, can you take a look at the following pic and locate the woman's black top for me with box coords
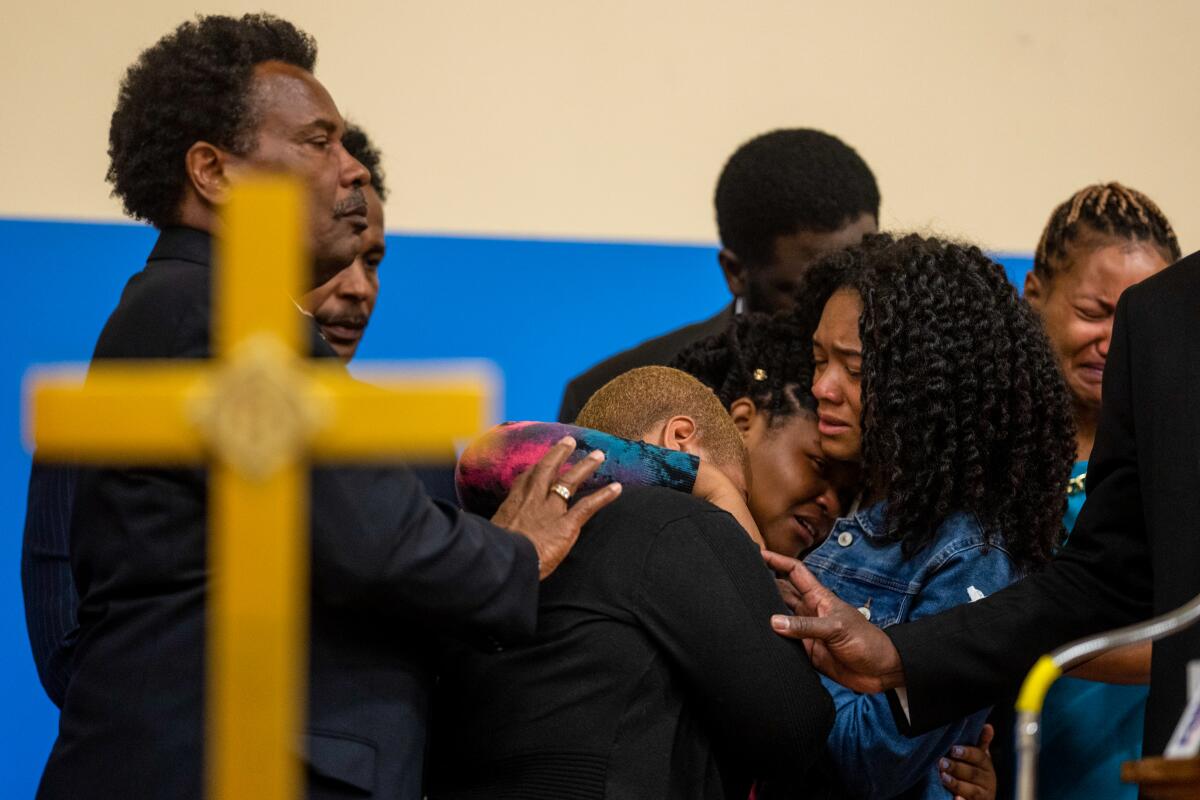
[429,486,834,799]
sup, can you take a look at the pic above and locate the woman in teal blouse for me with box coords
[1025,182,1181,799]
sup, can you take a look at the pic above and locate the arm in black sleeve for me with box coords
[21,463,81,707]
[311,464,540,644]
[93,267,540,646]
[886,290,1154,734]
[632,509,834,777]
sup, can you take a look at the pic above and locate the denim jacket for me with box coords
[803,501,1021,799]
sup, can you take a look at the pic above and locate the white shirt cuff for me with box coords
[894,686,912,723]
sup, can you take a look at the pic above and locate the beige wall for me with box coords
[3,1,1198,253]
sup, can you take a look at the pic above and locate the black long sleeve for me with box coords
[21,463,80,707]
[430,487,833,800]
[634,513,834,779]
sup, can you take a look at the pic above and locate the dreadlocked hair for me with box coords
[671,311,816,425]
[1034,182,1180,280]
[795,233,1076,571]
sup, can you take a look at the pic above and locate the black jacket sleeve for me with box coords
[886,289,1154,734]
[21,463,81,707]
[311,465,539,643]
[87,258,540,646]
[632,510,834,778]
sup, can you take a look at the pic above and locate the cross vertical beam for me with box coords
[207,177,308,800]
[23,173,495,800]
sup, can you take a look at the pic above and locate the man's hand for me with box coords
[763,550,906,694]
[491,436,622,579]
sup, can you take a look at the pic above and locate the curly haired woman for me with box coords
[781,232,1076,798]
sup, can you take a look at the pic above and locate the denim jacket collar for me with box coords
[852,500,891,541]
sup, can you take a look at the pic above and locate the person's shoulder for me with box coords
[561,309,733,409]
[124,254,209,306]
[563,328,684,395]
[593,486,749,549]
[597,484,706,518]
[924,510,1018,577]
[95,255,209,359]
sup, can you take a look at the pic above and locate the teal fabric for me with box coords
[1038,460,1147,799]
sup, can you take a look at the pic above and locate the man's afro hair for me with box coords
[107,13,317,228]
[715,129,879,266]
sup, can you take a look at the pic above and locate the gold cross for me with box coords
[23,175,493,800]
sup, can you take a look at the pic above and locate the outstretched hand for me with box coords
[763,550,906,694]
[492,436,622,579]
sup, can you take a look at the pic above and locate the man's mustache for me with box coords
[333,188,368,218]
[316,311,369,329]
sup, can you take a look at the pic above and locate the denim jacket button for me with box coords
[857,606,871,621]
[837,531,854,547]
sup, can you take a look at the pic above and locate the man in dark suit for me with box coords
[767,250,1200,757]
[556,128,880,422]
[22,122,390,710]
[35,15,619,799]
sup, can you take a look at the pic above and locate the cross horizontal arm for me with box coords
[26,363,212,462]
[308,368,492,462]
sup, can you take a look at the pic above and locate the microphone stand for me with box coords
[1015,591,1200,800]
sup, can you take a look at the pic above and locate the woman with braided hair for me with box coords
[669,311,849,558]
[1024,182,1180,800]
[771,232,1077,798]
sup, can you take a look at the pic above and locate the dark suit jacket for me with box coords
[887,252,1200,755]
[556,306,734,423]
[36,227,540,800]
[430,487,834,799]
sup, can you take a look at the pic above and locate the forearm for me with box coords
[887,553,1149,734]
[641,518,833,774]
[20,545,77,707]
[22,462,81,708]
[1066,641,1151,684]
[310,465,539,642]
[456,422,697,517]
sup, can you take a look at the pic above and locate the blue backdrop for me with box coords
[0,217,1033,795]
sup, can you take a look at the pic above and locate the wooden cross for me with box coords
[23,175,493,800]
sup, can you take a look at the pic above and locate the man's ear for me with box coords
[1024,270,1046,311]
[718,248,748,299]
[184,141,234,206]
[661,415,700,454]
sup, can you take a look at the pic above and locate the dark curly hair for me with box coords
[794,233,1076,570]
[1034,182,1180,280]
[107,13,318,227]
[715,129,880,266]
[342,122,388,202]
[671,311,816,425]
